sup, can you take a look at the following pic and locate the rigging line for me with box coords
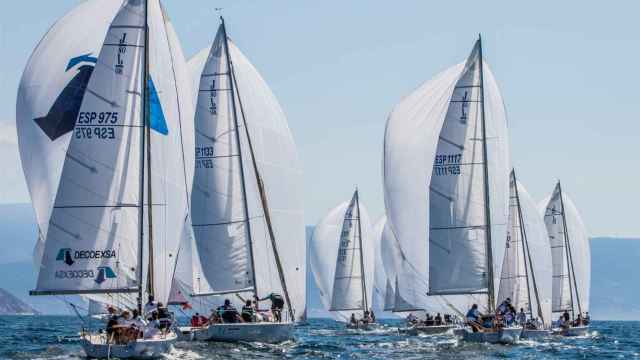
[220,17,259,300]
[159,0,194,292]
[224,17,295,322]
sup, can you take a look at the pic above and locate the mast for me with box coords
[219,17,259,298]
[137,0,150,314]
[355,189,369,314]
[558,182,582,318]
[144,0,155,302]
[477,35,495,312]
[512,170,544,323]
[224,17,295,321]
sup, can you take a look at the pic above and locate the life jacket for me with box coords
[271,294,284,308]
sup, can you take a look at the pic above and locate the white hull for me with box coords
[552,325,589,337]
[81,333,176,359]
[176,326,209,341]
[454,327,521,344]
[202,322,294,343]
[520,328,551,339]
[413,324,455,335]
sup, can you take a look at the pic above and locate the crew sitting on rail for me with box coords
[466,304,483,332]
[241,300,256,323]
[217,299,242,323]
[191,312,208,328]
[257,293,285,322]
[434,313,443,325]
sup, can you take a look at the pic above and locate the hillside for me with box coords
[0,204,637,318]
[0,288,38,315]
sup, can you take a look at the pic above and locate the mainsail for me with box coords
[383,38,510,312]
[497,170,552,325]
[187,19,305,319]
[27,0,195,308]
[541,182,590,318]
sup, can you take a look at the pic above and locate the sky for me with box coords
[0,0,638,237]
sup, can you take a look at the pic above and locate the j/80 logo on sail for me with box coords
[56,248,117,266]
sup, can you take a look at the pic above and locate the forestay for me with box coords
[371,216,387,311]
[541,183,590,316]
[188,25,305,318]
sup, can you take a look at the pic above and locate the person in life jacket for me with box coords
[241,300,256,323]
[257,293,285,322]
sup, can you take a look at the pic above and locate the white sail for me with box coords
[541,183,590,316]
[371,216,387,311]
[330,191,371,311]
[17,0,123,267]
[188,27,305,319]
[379,222,399,311]
[189,25,254,296]
[384,40,509,307]
[383,279,395,312]
[30,0,194,306]
[497,173,552,325]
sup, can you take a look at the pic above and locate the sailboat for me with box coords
[497,170,553,339]
[378,217,460,335]
[24,0,196,357]
[309,190,375,329]
[183,17,305,343]
[541,182,591,337]
[384,36,518,344]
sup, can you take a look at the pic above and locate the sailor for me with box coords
[584,312,591,325]
[191,312,203,327]
[219,299,241,323]
[241,300,256,323]
[516,308,527,326]
[257,293,285,322]
[130,309,145,338]
[105,306,120,339]
[466,304,482,332]
[497,297,511,315]
[435,313,443,325]
[350,313,357,325]
[369,309,376,323]
[406,312,418,324]
[144,295,158,320]
[144,312,161,339]
[574,313,583,326]
[156,303,171,331]
[363,310,370,324]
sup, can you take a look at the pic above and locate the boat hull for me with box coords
[202,322,294,343]
[81,333,176,359]
[176,326,209,341]
[552,325,589,337]
[520,328,551,339]
[454,327,521,344]
[346,322,380,331]
[413,324,455,335]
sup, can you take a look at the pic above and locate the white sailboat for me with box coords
[541,182,591,337]
[497,170,553,339]
[184,17,305,343]
[309,190,375,328]
[371,216,388,314]
[24,0,196,357]
[384,36,517,344]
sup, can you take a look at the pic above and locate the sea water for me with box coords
[0,316,637,359]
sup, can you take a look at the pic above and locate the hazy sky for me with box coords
[1,1,638,237]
